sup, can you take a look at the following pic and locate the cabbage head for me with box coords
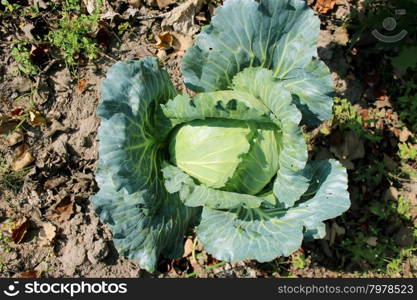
[92,0,350,273]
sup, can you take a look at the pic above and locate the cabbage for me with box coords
[92,0,350,273]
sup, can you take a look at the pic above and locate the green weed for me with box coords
[398,143,417,161]
[291,253,306,269]
[0,156,28,194]
[332,98,382,142]
[11,41,40,76]
[47,1,102,68]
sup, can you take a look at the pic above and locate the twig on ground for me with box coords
[136,13,168,21]
[98,50,118,62]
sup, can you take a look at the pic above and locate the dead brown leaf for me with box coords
[28,109,46,126]
[16,270,42,278]
[44,177,67,190]
[384,186,399,201]
[157,0,175,9]
[365,236,378,247]
[208,2,217,17]
[171,32,194,53]
[47,196,74,224]
[11,108,24,116]
[328,222,345,246]
[76,79,88,94]
[12,145,34,171]
[161,0,204,36]
[128,0,142,8]
[5,130,23,146]
[333,27,349,46]
[0,118,18,135]
[315,0,336,14]
[11,217,30,244]
[374,97,392,108]
[38,222,56,246]
[21,22,35,40]
[155,32,173,49]
[183,238,194,257]
[399,127,412,142]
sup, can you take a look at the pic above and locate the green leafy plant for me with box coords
[397,81,417,133]
[332,98,382,142]
[47,12,99,67]
[0,0,21,13]
[93,0,351,272]
[398,142,417,161]
[11,41,40,76]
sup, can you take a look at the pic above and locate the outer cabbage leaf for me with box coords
[281,60,334,125]
[296,159,350,229]
[196,206,309,262]
[92,58,199,273]
[182,0,332,123]
[162,164,266,209]
[161,92,271,127]
[195,159,350,262]
[303,221,326,241]
[232,68,309,207]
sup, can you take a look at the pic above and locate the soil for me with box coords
[0,0,416,278]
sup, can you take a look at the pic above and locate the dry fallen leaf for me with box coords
[38,222,57,246]
[172,32,194,53]
[21,22,35,39]
[28,109,46,126]
[366,236,378,247]
[44,177,67,190]
[333,27,349,46]
[161,0,204,36]
[6,130,23,146]
[399,127,412,142]
[47,197,75,224]
[329,222,345,246]
[157,0,175,9]
[183,238,194,257]
[12,145,34,171]
[11,108,24,116]
[155,32,173,49]
[76,79,88,94]
[0,118,18,135]
[315,0,336,14]
[128,0,142,8]
[11,217,30,244]
[16,270,41,278]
